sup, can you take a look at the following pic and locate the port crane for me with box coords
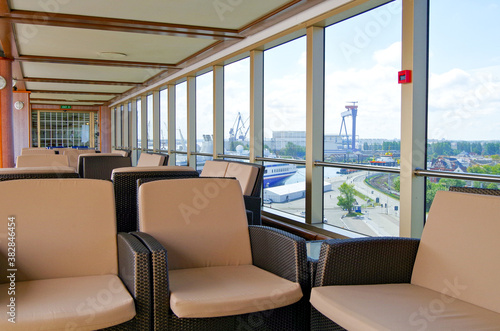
[339,102,358,151]
[229,112,249,142]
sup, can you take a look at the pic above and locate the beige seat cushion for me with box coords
[137,153,165,166]
[225,162,259,196]
[311,283,500,331]
[0,166,76,174]
[0,275,135,330]
[16,154,69,168]
[169,265,302,318]
[412,191,500,313]
[112,165,195,175]
[139,178,252,270]
[200,160,228,177]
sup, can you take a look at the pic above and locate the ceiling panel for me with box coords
[30,92,112,101]
[10,0,296,30]
[20,62,161,82]
[25,82,130,93]
[31,100,102,106]
[15,23,216,64]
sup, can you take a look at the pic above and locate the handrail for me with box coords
[414,168,500,183]
[255,157,306,165]
[190,152,213,157]
[315,161,400,174]
[216,154,250,160]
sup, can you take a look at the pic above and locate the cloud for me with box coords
[428,65,500,140]
[373,41,401,67]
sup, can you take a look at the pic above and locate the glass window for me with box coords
[321,0,402,236]
[122,104,128,148]
[263,36,306,216]
[224,58,250,155]
[321,168,400,236]
[31,111,93,148]
[196,71,214,170]
[160,88,168,151]
[146,94,154,151]
[175,82,188,166]
[427,0,500,206]
[115,106,122,148]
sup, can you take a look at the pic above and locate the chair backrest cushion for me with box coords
[21,149,56,155]
[0,179,118,282]
[139,178,252,270]
[225,162,260,196]
[64,149,96,169]
[200,160,228,177]
[112,149,131,157]
[137,153,166,167]
[16,154,69,167]
[411,190,500,313]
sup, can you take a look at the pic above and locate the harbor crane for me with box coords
[229,112,249,141]
[339,102,358,151]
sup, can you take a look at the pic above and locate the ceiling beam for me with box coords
[15,55,176,69]
[19,77,139,86]
[1,10,244,40]
[29,90,118,96]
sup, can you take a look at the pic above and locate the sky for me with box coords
[171,0,500,143]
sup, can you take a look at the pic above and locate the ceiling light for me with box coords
[98,52,127,59]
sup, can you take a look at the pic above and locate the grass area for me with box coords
[353,189,369,201]
[364,176,401,201]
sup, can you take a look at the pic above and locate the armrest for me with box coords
[315,237,420,287]
[130,231,169,330]
[244,195,261,225]
[116,233,152,329]
[249,226,308,288]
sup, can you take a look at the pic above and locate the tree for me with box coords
[281,142,306,159]
[337,182,357,214]
[426,181,447,212]
[438,178,466,188]
[393,176,400,192]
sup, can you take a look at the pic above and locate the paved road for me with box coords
[265,171,400,236]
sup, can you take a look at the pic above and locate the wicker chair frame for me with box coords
[132,225,310,331]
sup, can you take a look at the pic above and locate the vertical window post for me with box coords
[400,0,429,238]
[306,26,325,224]
[214,65,224,158]
[250,50,264,163]
[187,76,196,167]
[168,84,176,165]
[131,100,138,165]
[153,90,160,152]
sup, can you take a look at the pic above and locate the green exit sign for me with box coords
[60,105,72,109]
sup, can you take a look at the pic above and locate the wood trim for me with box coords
[30,104,100,111]
[15,55,176,69]
[2,10,244,40]
[20,77,139,86]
